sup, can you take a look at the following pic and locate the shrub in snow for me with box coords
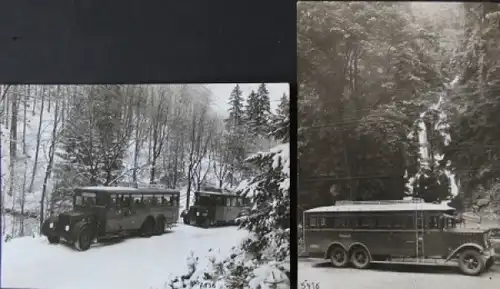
[168,143,290,289]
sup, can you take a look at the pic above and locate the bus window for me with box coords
[122,195,132,208]
[428,215,439,229]
[377,216,392,228]
[108,194,117,208]
[231,197,237,207]
[393,216,406,228]
[133,194,143,207]
[163,195,170,206]
[172,195,178,206]
[359,217,374,229]
[226,197,231,207]
[151,196,158,206]
[334,218,347,228]
[320,217,326,227]
[310,216,317,227]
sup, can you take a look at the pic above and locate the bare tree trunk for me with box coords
[185,117,197,210]
[40,98,59,233]
[22,85,28,155]
[0,85,12,235]
[19,86,30,236]
[28,87,46,195]
[132,101,141,188]
[9,88,19,236]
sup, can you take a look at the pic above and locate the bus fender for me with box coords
[445,243,485,262]
[324,242,349,259]
[348,242,373,260]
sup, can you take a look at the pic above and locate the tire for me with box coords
[47,236,60,244]
[140,218,155,238]
[458,249,485,276]
[329,246,349,267]
[183,216,190,225]
[350,247,371,269]
[154,217,165,236]
[75,226,92,252]
[200,217,210,229]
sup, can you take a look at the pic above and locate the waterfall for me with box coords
[406,76,460,199]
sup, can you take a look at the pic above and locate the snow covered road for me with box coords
[299,258,500,289]
[1,224,248,289]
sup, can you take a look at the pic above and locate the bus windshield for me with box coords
[74,194,96,208]
[195,195,215,206]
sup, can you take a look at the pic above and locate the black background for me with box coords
[0,0,297,287]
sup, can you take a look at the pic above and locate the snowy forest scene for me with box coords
[298,2,500,287]
[0,83,290,289]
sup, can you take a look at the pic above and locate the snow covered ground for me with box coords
[1,224,248,289]
[299,258,500,289]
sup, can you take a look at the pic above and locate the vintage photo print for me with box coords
[298,2,500,288]
[0,83,290,289]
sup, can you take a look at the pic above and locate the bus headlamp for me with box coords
[49,222,54,229]
[196,212,200,216]
[65,225,70,232]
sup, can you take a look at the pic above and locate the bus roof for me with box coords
[76,186,180,195]
[195,190,238,197]
[305,201,455,213]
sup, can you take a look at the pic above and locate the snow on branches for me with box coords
[168,143,290,289]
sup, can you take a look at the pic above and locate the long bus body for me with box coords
[303,199,496,275]
[42,186,180,251]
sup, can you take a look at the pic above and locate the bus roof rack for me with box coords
[335,198,424,206]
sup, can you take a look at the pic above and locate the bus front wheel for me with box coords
[458,249,484,276]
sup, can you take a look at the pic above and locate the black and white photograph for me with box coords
[298,2,500,288]
[0,83,290,289]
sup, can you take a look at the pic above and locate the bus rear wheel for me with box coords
[329,246,349,267]
[350,247,370,269]
[140,218,155,238]
[154,217,165,235]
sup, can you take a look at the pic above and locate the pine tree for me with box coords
[270,93,289,142]
[254,84,271,137]
[224,84,249,186]
[225,84,244,130]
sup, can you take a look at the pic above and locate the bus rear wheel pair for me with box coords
[329,246,370,269]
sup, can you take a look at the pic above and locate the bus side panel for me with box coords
[350,230,394,257]
[215,206,225,222]
[304,229,354,258]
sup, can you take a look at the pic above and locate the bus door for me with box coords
[423,213,447,257]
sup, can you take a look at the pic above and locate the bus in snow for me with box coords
[181,188,251,228]
[41,185,180,251]
[302,199,496,276]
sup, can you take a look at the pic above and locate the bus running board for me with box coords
[372,259,457,267]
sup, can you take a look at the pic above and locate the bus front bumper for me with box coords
[41,221,76,243]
